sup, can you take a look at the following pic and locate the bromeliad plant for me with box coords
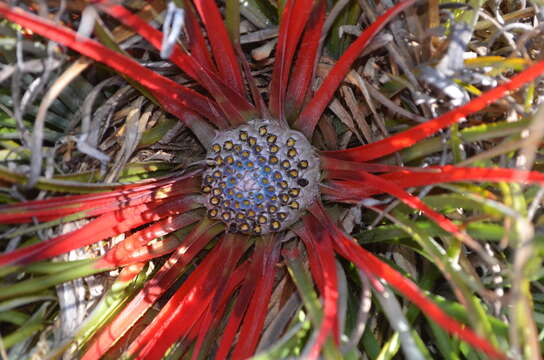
[1,0,544,359]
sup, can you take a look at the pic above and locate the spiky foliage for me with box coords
[0,1,543,359]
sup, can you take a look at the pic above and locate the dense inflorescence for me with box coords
[202,120,320,234]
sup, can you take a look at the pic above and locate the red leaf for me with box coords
[231,236,280,359]
[320,179,375,201]
[96,212,201,268]
[332,230,507,360]
[380,165,544,190]
[214,243,263,360]
[0,4,227,128]
[326,165,544,199]
[323,163,468,238]
[0,195,199,267]
[298,214,339,358]
[116,235,182,265]
[131,235,248,359]
[179,256,252,356]
[308,207,507,360]
[269,0,314,122]
[323,63,544,162]
[193,0,245,96]
[127,251,219,360]
[323,167,495,262]
[0,175,200,223]
[190,237,250,360]
[181,1,216,74]
[294,0,416,137]
[293,220,325,291]
[98,2,257,126]
[96,1,199,78]
[285,0,326,121]
[117,262,146,283]
[321,154,430,173]
[82,220,219,360]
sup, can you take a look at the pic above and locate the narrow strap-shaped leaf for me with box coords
[0,164,131,194]
[82,219,219,360]
[380,165,544,189]
[325,165,544,199]
[321,154,432,174]
[181,0,217,73]
[179,60,256,126]
[180,257,253,356]
[0,262,107,301]
[285,0,326,121]
[294,0,416,137]
[293,221,325,291]
[128,245,221,360]
[0,4,227,128]
[96,212,201,268]
[0,195,199,267]
[98,2,257,126]
[235,43,270,118]
[0,175,200,223]
[308,207,507,360]
[225,0,240,44]
[192,0,245,96]
[190,258,252,360]
[178,256,253,356]
[214,240,267,360]
[113,233,186,266]
[269,0,314,123]
[190,237,252,360]
[0,175,177,210]
[132,236,248,360]
[320,179,376,201]
[96,1,200,79]
[231,236,280,359]
[169,267,246,359]
[12,222,203,294]
[321,166,490,261]
[298,214,339,359]
[332,230,507,360]
[322,62,544,162]
[323,166,466,235]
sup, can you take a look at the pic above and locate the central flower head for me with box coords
[202,120,320,235]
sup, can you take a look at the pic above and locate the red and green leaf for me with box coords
[230,236,280,359]
[325,165,544,199]
[285,0,326,121]
[128,235,248,359]
[323,59,544,162]
[97,2,257,126]
[96,212,201,268]
[82,220,221,360]
[0,175,200,223]
[294,0,416,137]
[269,0,315,122]
[0,3,228,128]
[0,195,199,267]
[310,205,507,360]
[296,214,339,359]
[192,0,245,96]
[322,161,471,241]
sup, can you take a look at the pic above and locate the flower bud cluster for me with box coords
[202,120,320,234]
